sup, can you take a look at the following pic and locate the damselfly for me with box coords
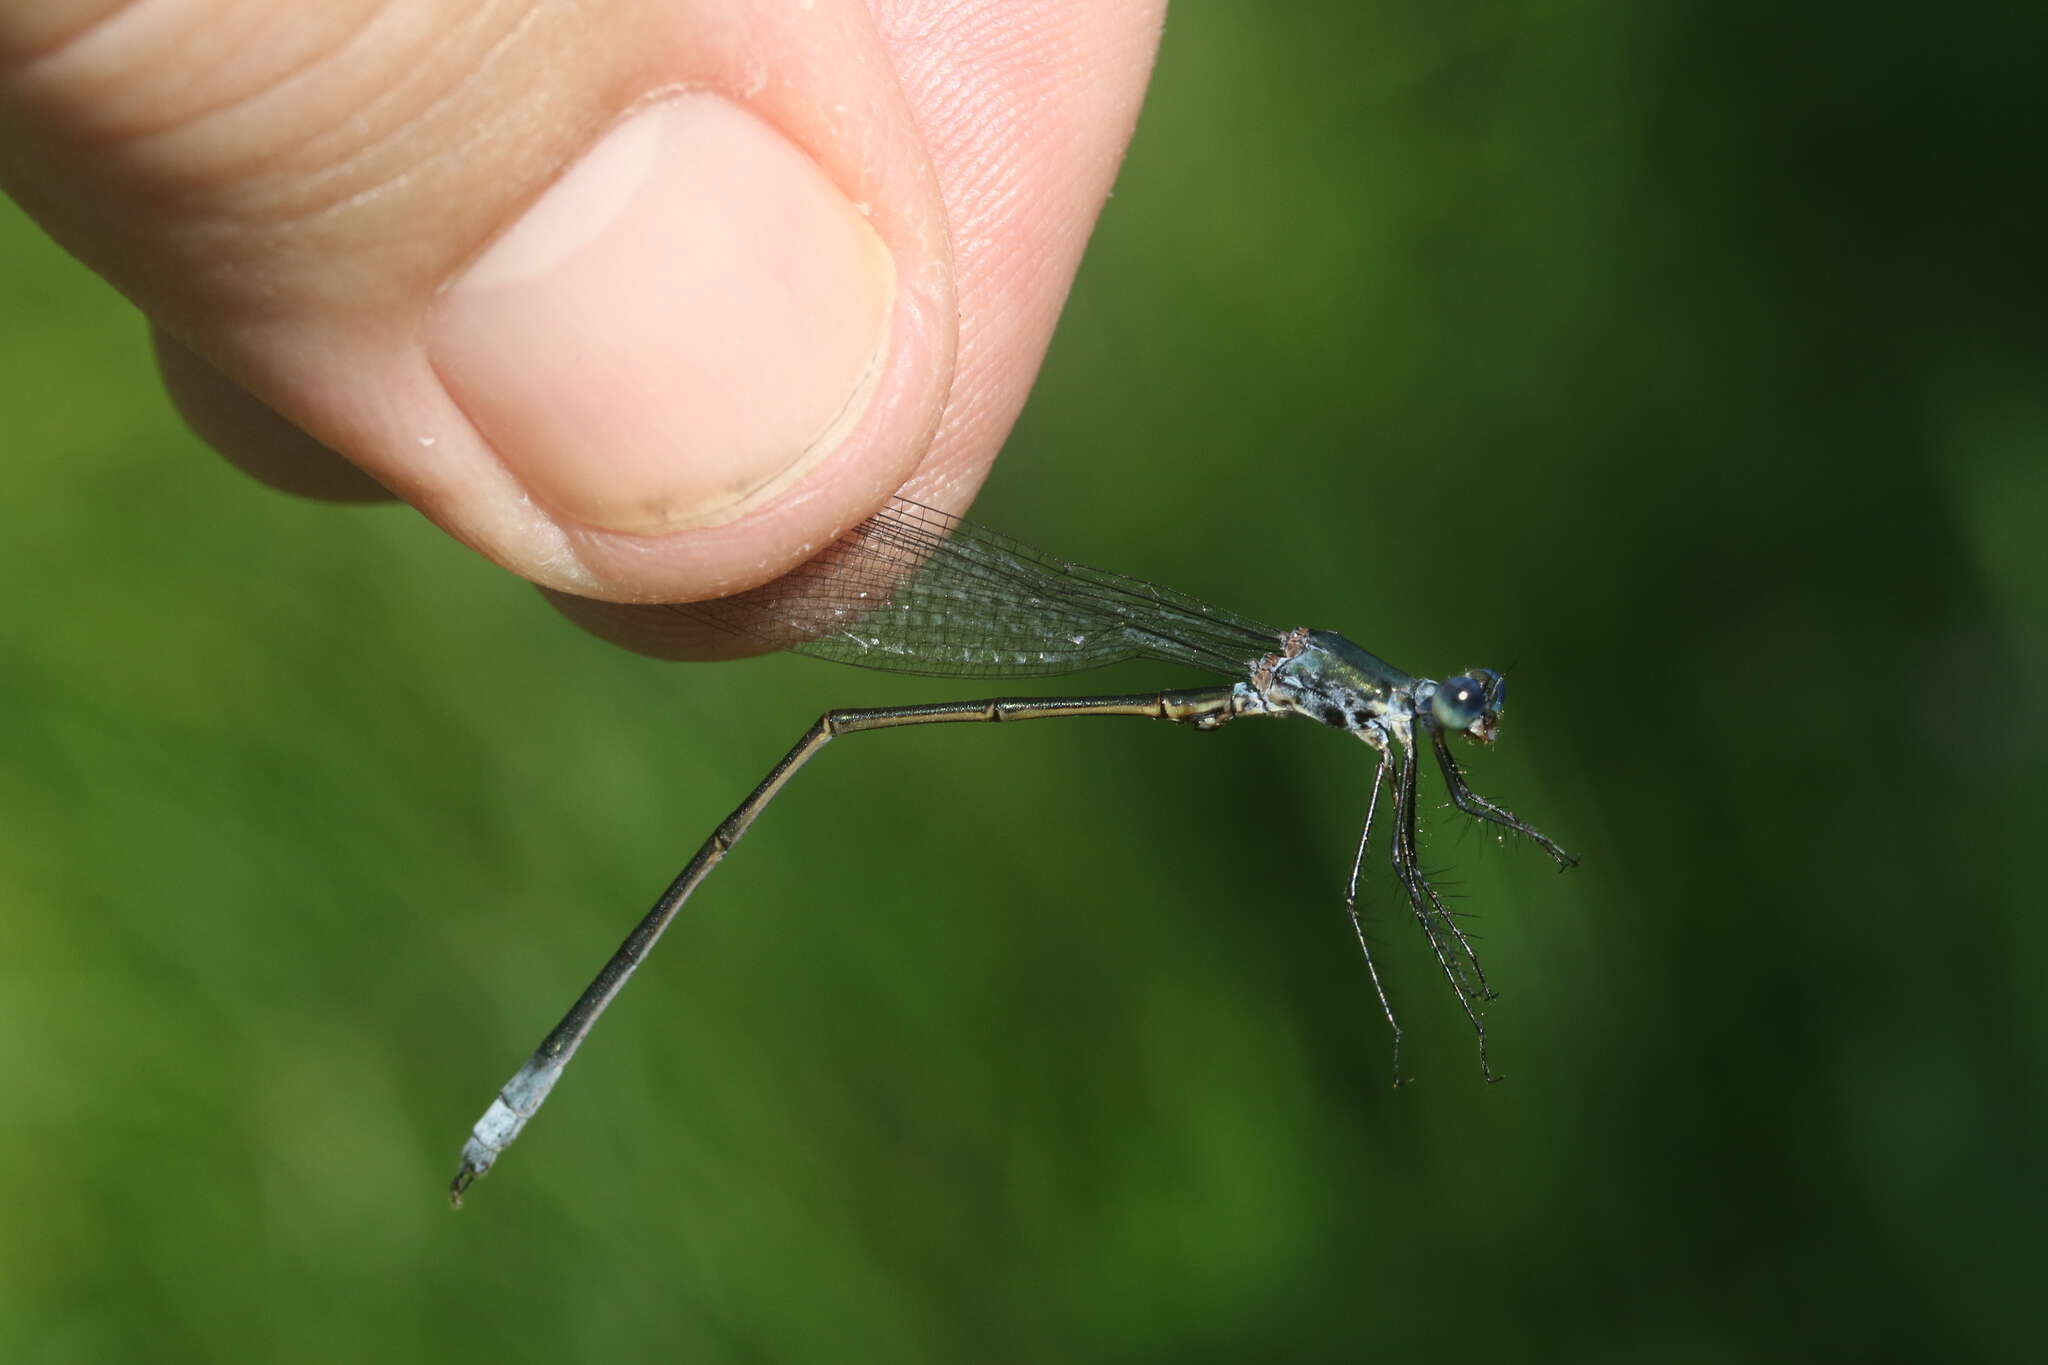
[450,496,1576,1203]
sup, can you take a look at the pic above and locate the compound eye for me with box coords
[1432,675,1487,732]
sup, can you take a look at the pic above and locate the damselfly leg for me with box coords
[1428,728,1580,870]
[1342,746,1402,1082]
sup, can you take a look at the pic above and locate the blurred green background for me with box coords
[4,3,2043,1361]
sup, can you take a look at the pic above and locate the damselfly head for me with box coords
[1431,668,1507,743]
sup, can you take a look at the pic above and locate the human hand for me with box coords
[0,0,1166,654]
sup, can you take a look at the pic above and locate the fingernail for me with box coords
[428,95,895,535]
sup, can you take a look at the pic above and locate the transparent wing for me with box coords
[673,497,1284,680]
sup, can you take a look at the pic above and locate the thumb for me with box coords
[0,0,954,602]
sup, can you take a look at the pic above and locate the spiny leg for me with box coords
[1428,728,1578,869]
[1341,748,1402,1084]
[1396,742,1494,1004]
[1391,739,1499,1081]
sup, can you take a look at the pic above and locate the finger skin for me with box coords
[0,0,1166,656]
[551,0,1168,657]
[152,328,392,503]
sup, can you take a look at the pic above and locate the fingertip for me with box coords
[427,95,899,541]
[418,83,958,605]
[59,3,959,609]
